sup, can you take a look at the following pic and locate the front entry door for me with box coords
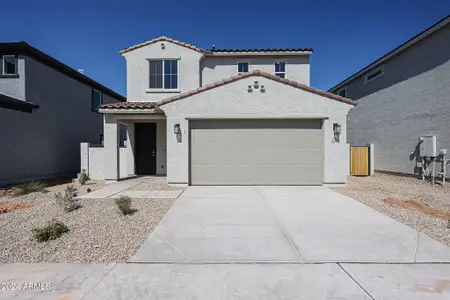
[135,123,157,175]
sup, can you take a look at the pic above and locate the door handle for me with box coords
[152,150,156,156]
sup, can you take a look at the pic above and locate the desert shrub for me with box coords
[32,219,69,243]
[13,181,47,196]
[78,169,90,185]
[115,196,133,215]
[56,185,81,212]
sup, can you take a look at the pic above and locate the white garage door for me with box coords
[190,119,323,185]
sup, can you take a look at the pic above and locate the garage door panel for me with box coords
[193,149,323,166]
[190,120,323,185]
[191,166,323,185]
[193,137,322,151]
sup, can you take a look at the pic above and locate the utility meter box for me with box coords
[421,135,437,157]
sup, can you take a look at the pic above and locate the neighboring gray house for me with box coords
[86,37,356,186]
[329,15,450,177]
[0,42,125,186]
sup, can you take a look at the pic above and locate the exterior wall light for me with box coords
[333,123,341,143]
[174,124,181,135]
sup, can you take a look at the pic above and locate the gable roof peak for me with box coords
[120,36,206,54]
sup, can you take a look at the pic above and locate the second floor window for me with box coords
[237,62,249,74]
[275,62,286,78]
[2,55,17,75]
[91,89,102,112]
[149,60,178,90]
[336,87,347,98]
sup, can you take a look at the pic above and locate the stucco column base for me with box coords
[104,115,120,181]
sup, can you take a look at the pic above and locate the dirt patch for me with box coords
[383,197,450,220]
[0,202,39,214]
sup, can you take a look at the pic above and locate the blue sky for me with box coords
[2,0,449,96]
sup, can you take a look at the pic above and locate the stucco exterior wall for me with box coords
[0,56,26,100]
[87,146,128,180]
[123,41,203,103]
[201,56,310,86]
[344,24,450,176]
[0,56,124,186]
[161,76,352,185]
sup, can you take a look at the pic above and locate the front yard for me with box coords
[0,180,175,263]
[333,173,450,247]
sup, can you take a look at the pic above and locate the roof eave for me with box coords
[205,51,312,57]
[329,14,450,92]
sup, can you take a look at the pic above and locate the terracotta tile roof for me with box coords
[120,37,208,54]
[120,36,312,56]
[210,48,313,53]
[157,70,357,106]
[100,102,158,110]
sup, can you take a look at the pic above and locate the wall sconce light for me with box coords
[161,42,166,49]
[253,80,259,89]
[260,85,265,92]
[333,123,341,142]
[174,124,181,135]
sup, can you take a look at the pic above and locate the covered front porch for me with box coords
[80,102,170,183]
[103,110,167,182]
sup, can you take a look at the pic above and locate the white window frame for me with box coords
[274,61,287,78]
[364,67,384,83]
[237,60,249,74]
[146,59,180,92]
[336,86,347,98]
[2,55,18,75]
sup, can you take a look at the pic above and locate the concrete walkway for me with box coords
[131,186,450,263]
[1,263,450,299]
[76,177,183,199]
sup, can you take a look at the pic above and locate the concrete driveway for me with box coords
[131,186,450,263]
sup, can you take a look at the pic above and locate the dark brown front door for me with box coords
[135,123,157,175]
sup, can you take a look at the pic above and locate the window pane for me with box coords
[275,62,285,73]
[170,60,177,74]
[171,74,178,89]
[150,74,162,88]
[164,74,171,89]
[164,60,171,74]
[149,60,162,75]
[4,56,17,74]
[238,62,248,73]
[91,90,102,111]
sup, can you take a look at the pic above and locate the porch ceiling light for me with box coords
[174,124,181,135]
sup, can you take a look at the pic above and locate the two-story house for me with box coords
[0,41,126,186]
[329,15,450,178]
[98,37,356,186]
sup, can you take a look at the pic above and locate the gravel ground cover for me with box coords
[0,180,175,263]
[333,173,450,246]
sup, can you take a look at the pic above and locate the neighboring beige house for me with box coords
[90,37,356,186]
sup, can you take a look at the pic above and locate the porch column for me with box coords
[126,122,135,176]
[104,114,119,181]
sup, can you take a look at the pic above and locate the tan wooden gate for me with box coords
[350,146,369,176]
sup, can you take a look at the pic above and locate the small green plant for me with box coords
[32,219,69,243]
[56,185,81,212]
[115,196,133,215]
[13,181,47,196]
[78,169,90,185]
